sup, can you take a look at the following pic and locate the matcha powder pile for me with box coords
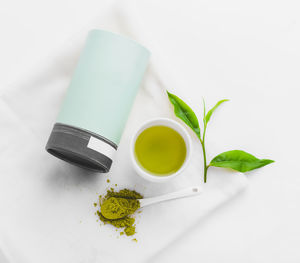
[96,188,143,237]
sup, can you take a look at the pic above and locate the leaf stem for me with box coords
[201,124,209,183]
[200,140,208,183]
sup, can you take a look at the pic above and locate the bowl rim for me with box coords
[130,117,192,183]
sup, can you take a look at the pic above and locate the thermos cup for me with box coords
[46,29,150,172]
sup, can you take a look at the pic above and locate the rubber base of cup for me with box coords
[46,123,117,173]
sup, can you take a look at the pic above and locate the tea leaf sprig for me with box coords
[167,91,274,183]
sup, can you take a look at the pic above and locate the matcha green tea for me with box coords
[134,126,186,176]
[96,188,143,237]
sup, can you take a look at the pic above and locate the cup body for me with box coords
[130,118,192,182]
[46,29,150,172]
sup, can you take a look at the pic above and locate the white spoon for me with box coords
[138,186,202,208]
[101,186,203,219]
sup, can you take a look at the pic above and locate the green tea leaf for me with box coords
[167,91,201,138]
[205,99,229,124]
[210,150,274,172]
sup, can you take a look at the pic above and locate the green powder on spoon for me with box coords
[96,188,143,237]
[101,197,140,220]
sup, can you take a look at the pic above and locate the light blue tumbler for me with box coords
[46,30,150,172]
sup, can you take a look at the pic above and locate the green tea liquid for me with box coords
[134,126,186,176]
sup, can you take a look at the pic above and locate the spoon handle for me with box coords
[139,186,202,208]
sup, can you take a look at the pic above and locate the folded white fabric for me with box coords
[0,3,247,263]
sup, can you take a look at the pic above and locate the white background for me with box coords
[0,0,300,262]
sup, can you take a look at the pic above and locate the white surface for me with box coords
[0,4,247,263]
[0,7,248,261]
[0,0,299,262]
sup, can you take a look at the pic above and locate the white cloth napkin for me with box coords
[0,3,247,263]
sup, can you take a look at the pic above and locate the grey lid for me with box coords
[45,123,117,172]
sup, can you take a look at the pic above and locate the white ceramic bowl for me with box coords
[130,118,192,183]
